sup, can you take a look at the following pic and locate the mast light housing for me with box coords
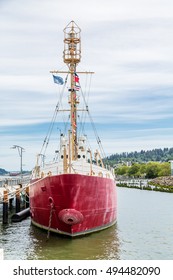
[63,21,81,66]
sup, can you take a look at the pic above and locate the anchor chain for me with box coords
[47,202,54,240]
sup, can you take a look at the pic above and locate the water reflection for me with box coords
[2,187,172,260]
[27,222,120,260]
[0,203,120,260]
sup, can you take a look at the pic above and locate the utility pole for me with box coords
[11,145,25,180]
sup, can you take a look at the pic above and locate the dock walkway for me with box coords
[0,175,30,203]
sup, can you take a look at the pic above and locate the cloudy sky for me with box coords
[1,0,173,171]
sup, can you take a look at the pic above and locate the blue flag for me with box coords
[53,75,64,85]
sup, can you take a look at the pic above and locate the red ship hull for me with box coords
[29,174,117,236]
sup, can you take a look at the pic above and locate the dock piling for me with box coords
[9,198,13,210]
[3,190,8,224]
[25,186,30,208]
[15,188,21,213]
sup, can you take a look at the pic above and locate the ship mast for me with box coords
[63,21,81,160]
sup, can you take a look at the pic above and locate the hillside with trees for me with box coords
[105,147,173,166]
[0,168,8,175]
[115,162,170,179]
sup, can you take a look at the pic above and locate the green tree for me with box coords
[139,164,147,177]
[146,162,159,178]
[128,163,140,177]
[114,161,171,179]
[116,165,129,176]
[158,162,170,176]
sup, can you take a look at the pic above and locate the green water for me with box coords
[0,218,119,260]
[0,187,173,260]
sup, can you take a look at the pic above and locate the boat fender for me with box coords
[11,208,30,222]
[58,209,84,225]
[48,171,52,176]
[41,172,44,178]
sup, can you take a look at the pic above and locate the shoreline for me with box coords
[117,177,173,193]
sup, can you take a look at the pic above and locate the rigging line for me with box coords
[43,75,68,153]
[40,74,68,156]
[79,84,106,159]
[78,73,92,137]
[77,114,83,138]
[77,115,92,152]
[58,74,70,129]
[43,74,69,155]
[58,74,71,135]
[78,74,88,136]
[64,114,70,135]
[79,74,92,137]
[41,99,61,155]
[40,107,58,156]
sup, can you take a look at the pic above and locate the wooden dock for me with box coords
[0,175,30,203]
[0,175,30,224]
